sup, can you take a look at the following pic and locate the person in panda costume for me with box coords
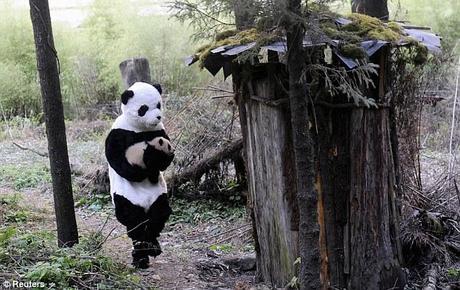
[105,81,174,269]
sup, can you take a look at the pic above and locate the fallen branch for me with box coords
[12,141,48,157]
[167,138,243,191]
[454,178,460,208]
[422,265,438,290]
[446,241,460,256]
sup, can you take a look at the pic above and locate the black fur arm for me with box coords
[105,129,149,182]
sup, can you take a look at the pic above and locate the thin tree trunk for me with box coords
[285,1,320,289]
[29,0,78,247]
[233,0,256,30]
[351,0,389,20]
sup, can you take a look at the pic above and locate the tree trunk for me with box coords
[347,108,405,289]
[286,1,321,289]
[29,0,78,247]
[233,0,256,30]
[351,0,389,20]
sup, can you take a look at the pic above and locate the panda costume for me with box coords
[105,82,174,269]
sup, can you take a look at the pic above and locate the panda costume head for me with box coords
[105,81,174,269]
[116,82,164,132]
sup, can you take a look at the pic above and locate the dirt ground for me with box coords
[0,120,260,290]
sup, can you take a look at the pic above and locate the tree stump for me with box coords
[119,57,151,88]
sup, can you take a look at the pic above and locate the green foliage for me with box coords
[0,228,142,289]
[0,1,211,119]
[394,0,460,53]
[447,268,460,279]
[169,198,245,225]
[5,210,29,224]
[209,243,233,253]
[0,164,51,190]
[0,194,31,225]
[0,193,21,208]
[76,193,112,211]
[0,4,41,118]
[0,227,17,246]
[170,0,237,40]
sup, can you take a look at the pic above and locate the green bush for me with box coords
[0,1,211,119]
[0,228,143,289]
[169,198,246,225]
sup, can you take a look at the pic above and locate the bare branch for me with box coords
[12,141,48,157]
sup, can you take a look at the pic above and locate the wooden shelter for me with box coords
[188,20,441,289]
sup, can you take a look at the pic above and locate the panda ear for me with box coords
[153,83,162,95]
[121,90,134,105]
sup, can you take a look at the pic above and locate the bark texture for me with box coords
[286,1,321,288]
[233,0,256,30]
[241,76,299,287]
[119,58,152,88]
[351,0,389,20]
[29,0,78,247]
[347,109,405,289]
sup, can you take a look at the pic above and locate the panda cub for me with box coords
[105,82,174,269]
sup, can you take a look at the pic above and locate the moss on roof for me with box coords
[341,13,402,42]
[194,12,424,67]
[195,28,282,69]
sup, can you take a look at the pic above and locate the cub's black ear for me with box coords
[153,83,162,95]
[121,90,134,105]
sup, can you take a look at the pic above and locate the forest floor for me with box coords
[0,119,459,289]
[0,120,263,290]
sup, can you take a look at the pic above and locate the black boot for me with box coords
[132,240,150,269]
[145,239,162,257]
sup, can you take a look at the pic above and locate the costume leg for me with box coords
[113,194,150,268]
[145,194,172,257]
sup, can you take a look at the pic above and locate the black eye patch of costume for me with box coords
[138,105,149,117]
[156,102,161,110]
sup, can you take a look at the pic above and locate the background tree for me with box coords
[284,0,320,289]
[351,0,389,20]
[29,0,79,247]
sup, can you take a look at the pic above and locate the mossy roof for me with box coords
[186,13,441,77]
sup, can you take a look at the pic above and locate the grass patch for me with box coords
[0,164,51,190]
[209,243,233,253]
[447,268,460,279]
[169,198,246,225]
[76,193,112,212]
[0,193,31,225]
[0,228,144,289]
